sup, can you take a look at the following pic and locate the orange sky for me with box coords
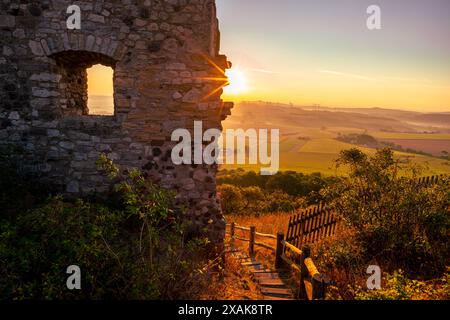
[87,64,113,96]
[87,0,450,113]
[218,0,450,112]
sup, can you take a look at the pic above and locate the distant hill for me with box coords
[225,102,450,134]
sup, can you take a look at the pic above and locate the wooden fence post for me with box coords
[275,232,284,269]
[311,273,331,300]
[230,222,235,250]
[297,245,310,299]
[249,226,256,256]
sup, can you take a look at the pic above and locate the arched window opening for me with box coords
[50,51,116,117]
[87,64,114,116]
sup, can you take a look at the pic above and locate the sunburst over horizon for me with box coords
[223,67,249,96]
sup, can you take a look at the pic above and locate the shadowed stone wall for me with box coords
[0,0,233,243]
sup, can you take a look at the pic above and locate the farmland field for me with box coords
[221,133,450,175]
[221,102,450,175]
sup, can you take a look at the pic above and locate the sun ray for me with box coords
[223,68,248,95]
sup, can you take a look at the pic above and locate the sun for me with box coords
[224,68,248,95]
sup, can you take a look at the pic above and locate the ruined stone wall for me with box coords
[0,0,233,242]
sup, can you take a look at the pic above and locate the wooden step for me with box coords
[253,272,282,277]
[258,279,287,288]
[253,274,287,281]
[235,255,251,260]
[241,261,262,267]
[250,269,276,274]
[228,248,297,301]
[260,287,293,297]
[263,296,294,301]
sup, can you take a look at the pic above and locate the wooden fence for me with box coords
[226,222,330,300]
[417,175,445,185]
[286,204,340,248]
[285,174,448,247]
[224,175,447,300]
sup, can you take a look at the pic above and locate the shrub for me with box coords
[0,145,50,217]
[321,148,450,277]
[217,184,244,215]
[355,269,450,300]
[217,170,338,199]
[217,184,306,216]
[0,154,217,300]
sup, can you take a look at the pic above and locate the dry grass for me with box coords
[226,212,291,236]
[199,241,264,300]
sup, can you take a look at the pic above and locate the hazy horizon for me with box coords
[89,94,449,114]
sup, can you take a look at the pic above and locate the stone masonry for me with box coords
[0,0,233,243]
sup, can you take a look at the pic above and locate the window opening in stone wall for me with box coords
[50,51,116,117]
[87,64,114,116]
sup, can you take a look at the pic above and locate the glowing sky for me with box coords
[87,64,113,96]
[217,0,450,112]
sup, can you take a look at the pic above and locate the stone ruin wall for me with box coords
[0,0,233,243]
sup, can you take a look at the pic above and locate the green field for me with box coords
[221,128,450,176]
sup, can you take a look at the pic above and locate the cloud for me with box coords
[248,68,281,75]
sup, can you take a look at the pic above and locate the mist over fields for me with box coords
[222,101,450,175]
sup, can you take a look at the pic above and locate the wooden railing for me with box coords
[286,204,340,248]
[417,175,446,185]
[224,175,446,299]
[285,175,448,247]
[226,222,330,300]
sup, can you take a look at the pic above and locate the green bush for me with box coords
[0,154,216,300]
[217,184,245,215]
[355,270,450,300]
[321,148,450,277]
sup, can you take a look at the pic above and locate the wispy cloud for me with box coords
[248,68,281,75]
[318,69,376,81]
